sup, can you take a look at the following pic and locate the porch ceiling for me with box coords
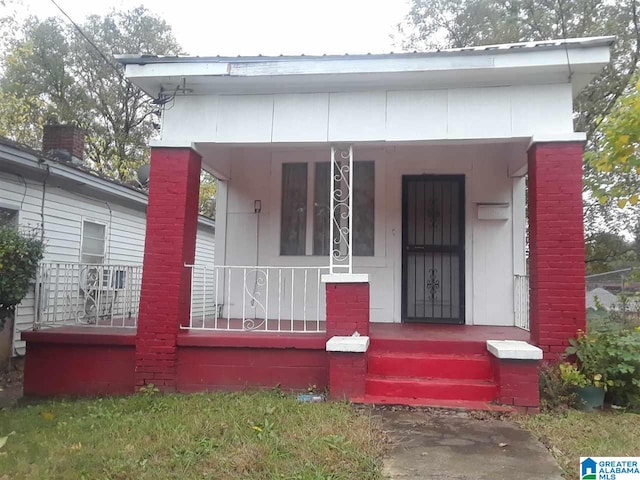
[194,139,532,180]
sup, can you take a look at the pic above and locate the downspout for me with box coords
[39,162,50,241]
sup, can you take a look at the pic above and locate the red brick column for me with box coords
[325,282,370,337]
[135,147,201,391]
[528,142,585,360]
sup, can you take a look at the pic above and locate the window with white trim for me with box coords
[81,220,106,264]
[281,161,375,256]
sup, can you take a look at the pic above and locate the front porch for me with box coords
[21,139,583,412]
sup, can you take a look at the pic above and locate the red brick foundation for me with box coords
[491,356,540,412]
[22,330,328,397]
[328,352,367,400]
[325,282,370,336]
[176,332,328,391]
[23,329,135,397]
[528,142,586,360]
[135,147,201,391]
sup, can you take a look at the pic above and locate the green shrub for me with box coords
[539,362,577,411]
[0,225,44,330]
[565,329,640,409]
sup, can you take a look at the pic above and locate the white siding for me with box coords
[161,84,574,145]
[192,227,217,319]
[0,174,148,355]
[2,173,216,355]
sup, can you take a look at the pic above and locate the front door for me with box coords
[402,175,465,324]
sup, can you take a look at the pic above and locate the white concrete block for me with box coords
[486,340,543,360]
[321,273,369,283]
[326,335,370,353]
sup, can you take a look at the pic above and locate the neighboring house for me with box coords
[22,37,612,410]
[0,126,216,358]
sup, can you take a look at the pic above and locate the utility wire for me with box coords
[49,0,184,112]
[556,0,573,81]
[49,0,131,85]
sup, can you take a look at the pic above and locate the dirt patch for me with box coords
[0,357,24,408]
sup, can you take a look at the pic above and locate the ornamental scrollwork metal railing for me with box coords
[329,145,353,275]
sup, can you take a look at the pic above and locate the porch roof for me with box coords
[117,36,613,98]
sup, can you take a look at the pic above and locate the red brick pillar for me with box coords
[135,147,201,391]
[324,277,370,401]
[325,281,370,337]
[528,142,585,360]
[491,357,541,413]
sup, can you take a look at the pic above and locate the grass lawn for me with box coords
[519,410,640,480]
[0,390,384,480]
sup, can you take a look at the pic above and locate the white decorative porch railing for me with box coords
[330,145,353,275]
[34,263,142,329]
[186,264,330,333]
[514,274,530,331]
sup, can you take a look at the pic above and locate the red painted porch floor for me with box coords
[369,323,530,342]
[356,323,531,411]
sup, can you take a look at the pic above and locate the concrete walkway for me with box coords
[378,408,562,480]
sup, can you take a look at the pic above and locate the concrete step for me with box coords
[367,352,493,380]
[368,338,487,355]
[352,394,515,412]
[365,375,498,402]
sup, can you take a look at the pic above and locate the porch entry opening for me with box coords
[402,175,465,324]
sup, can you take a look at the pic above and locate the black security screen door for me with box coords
[402,175,465,324]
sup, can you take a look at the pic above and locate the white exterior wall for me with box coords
[217,143,527,326]
[0,174,216,355]
[160,84,573,149]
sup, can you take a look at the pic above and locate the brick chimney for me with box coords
[42,124,85,164]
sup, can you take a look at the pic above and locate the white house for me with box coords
[0,127,216,359]
[20,37,612,410]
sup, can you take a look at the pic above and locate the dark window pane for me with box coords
[313,161,375,257]
[313,162,330,256]
[354,161,375,256]
[0,207,18,228]
[280,163,307,255]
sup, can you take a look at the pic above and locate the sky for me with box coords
[21,0,412,56]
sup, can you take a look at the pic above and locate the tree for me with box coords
[396,0,639,141]
[0,7,218,218]
[199,172,218,218]
[586,231,639,274]
[588,78,640,207]
[0,226,44,330]
[0,7,182,181]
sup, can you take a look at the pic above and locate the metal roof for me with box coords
[116,36,615,65]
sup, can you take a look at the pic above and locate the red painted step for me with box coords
[368,352,492,380]
[368,338,487,355]
[352,395,515,412]
[366,375,498,402]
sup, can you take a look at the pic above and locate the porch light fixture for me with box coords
[254,200,262,213]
